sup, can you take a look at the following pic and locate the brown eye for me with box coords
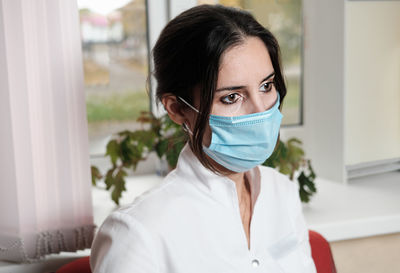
[260,81,274,92]
[221,93,241,104]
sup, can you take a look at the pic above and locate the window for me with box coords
[77,0,302,158]
[199,0,303,126]
[77,0,150,155]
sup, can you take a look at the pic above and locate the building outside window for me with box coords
[78,0,150,156]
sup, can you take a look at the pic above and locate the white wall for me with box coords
[301,0,346,182]
[345,1,400,165]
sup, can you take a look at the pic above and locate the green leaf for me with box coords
[305,178,317,193]
[111,169,127,205]
[155,139,168,158]
[162,115,179,132]
[297,171,317,203]
[90,166,102,186]
[263,156,276,168]
[165,137,185,169]
[279,140,288,159]
[120,136,141,165]
[279,161,292,175]
[263,140,284,168]
[307,160,316,180]
[261,137,318,203]
[104,168,115,190]
[287,138,304,164]
[299,187,310,203]
[288,138,302,145]
[106,140,120,166]
[138,130,158,150]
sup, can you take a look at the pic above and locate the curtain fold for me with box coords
[0,0,94,263]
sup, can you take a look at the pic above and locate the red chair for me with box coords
[309,230,337,273]
[56,256,91,273]
[56,230,336,273]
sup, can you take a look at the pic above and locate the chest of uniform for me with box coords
[153,201,304,273]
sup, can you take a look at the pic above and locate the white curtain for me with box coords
[0,0,94,262]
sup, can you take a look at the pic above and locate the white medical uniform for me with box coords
[90,144,317,273]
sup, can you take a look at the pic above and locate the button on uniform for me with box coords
[252,259,260,267]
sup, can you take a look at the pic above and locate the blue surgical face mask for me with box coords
[179,93,283,173]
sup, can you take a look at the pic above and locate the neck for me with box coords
[227,171,250,201]
[205,153,250,197]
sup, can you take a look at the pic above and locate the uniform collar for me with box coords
[175,144,261,209]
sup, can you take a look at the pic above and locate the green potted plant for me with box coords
[91,111,187,204]
[91,111,316,205]
[262,138,317,203]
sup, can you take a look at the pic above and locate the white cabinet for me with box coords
[345,1,400,178]
[301,0,400,183]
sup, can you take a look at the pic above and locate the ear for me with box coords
[161,94,187,125]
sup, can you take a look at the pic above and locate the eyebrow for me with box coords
[215,72,275,92]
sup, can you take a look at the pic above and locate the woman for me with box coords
[90,4,316,273]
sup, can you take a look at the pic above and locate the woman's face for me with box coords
[187,36,278,147]
[211,36,278,118]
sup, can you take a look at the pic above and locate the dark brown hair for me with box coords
[152,4,286,173]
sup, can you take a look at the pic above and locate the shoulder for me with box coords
[111,169,193,231]
[257,165,300,213]
[258,165,298,192]
[90,208,160,272]
[90,171,186,272]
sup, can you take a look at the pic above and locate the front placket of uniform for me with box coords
[229,177,286,273]
[228,178,259,271]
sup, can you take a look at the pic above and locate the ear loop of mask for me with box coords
[178,96,200,114]
[182,122,193,136]
[177,96,197,136]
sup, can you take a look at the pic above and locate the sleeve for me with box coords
[90,211,159,273]
[289,180,317,273]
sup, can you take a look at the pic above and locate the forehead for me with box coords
[217,36,273,87]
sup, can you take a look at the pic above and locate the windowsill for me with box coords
[1,171,399,272]
[303,171,400,242]
[93,170,400,242]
